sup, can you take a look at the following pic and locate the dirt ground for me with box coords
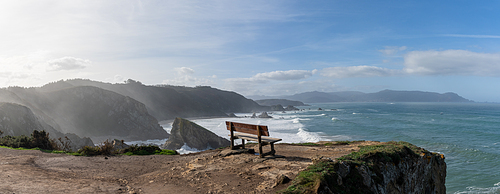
[0,141,381,194]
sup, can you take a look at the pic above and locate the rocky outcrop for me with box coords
[161,117,230,150]
[0,102,94,150]
[258,112,272,118]
[282,141,446,194]
[284,105,299,111]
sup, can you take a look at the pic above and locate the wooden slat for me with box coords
[225,121,269,136]
[232,133,282,144]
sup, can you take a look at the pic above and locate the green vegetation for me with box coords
[279,141,425,194]
[291,142,320,146]
[0,130,178,157]
[121,144,178,156]
[338,141,423,166]
[0,130,59,150]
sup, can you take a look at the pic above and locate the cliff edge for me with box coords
[281,141,446,194]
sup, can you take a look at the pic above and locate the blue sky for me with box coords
[1,1,500,102]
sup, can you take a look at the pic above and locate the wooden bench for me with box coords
[226,121,282,158]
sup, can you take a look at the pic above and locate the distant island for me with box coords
[249,90,473,103]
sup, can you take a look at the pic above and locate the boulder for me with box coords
[161,117,230,150]
[258,112,273,118]
[112,139,130,151]
[251,113,257,118]
[284,105,299,111]
[228,113,238,118]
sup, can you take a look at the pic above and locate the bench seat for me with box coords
[231,132,282,144]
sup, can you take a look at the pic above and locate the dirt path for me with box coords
[0,141,381,194]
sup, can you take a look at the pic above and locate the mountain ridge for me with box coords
[249,89,473,103]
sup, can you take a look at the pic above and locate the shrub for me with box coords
[0,130,58,150]
[122,144,178,155]
[77,140,116,156]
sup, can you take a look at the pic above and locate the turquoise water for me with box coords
[284,102,500,194]
[159,102,500,193]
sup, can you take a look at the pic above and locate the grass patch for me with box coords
[121,144,178,156]
[291,142,320,146]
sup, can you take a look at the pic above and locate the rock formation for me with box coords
[258,112,272,118]
[161,117,230,150]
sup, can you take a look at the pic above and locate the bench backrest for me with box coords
[226,121,269,136]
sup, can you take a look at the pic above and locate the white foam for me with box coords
[297,128,321,142]
[454,182,500,194]
[124,139,168,147]
[177,143,202,155]
[332,117,338,121]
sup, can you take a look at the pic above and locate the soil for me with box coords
[0,141,381,194]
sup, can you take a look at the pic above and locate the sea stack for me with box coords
[161,117,230,150]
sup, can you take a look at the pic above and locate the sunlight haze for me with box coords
[1,1,500,102]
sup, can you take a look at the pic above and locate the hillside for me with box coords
[40,79,268,121]
[255,90,472,103]
[1,86,169,142]
[0,102,93,150]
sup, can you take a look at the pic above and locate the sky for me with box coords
[1,1,500,102]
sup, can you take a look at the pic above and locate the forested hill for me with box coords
[251,90,473,103]
[39,79,267,121]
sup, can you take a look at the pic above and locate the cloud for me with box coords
[403,50,500,76]
[253,70,315,81]
[321,66,399,78]
[379,46,407,55]
[443,34,500,39]
[175,67,195,75]
[46,57,90,71]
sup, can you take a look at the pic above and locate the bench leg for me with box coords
[259,142,263,158]
[270,143,275,156]
[230,137,235,150]
[242,139,245,149]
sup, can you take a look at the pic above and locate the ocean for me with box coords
[141,102,500,194]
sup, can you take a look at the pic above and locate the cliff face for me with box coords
[0,102,94,150]
[283,141,446,194]
[161,117,230,150]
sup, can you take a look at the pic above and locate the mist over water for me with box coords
[148,102,500,194]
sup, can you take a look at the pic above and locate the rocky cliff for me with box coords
[161,117,230,150]
[0,102,94,150]
[282,141,446,194]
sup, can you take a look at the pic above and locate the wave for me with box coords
[297,128,321,142]
[332,117,339,121]
[177,143,202,155]
[455,182,500,194]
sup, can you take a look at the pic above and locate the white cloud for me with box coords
[321,66,399,78]
[46,57,90,71]
[175,67,195,75]
[403,50,500,76]
[443,34,500,39]
[253,70,315,81]
[379,46,407,55]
